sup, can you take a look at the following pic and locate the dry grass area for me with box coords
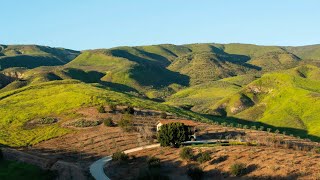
[19,106,319,176]
[21,107,161,166]
[106,145,320,180]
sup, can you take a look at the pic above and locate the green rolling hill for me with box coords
[1,43,320,145]
[0,45,80,69]
[209,65,320,138]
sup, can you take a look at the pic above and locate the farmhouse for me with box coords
[156,119,198,140]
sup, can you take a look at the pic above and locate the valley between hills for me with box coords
[0,43,320,179]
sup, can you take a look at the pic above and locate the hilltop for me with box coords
[1,42,320,143]
[0,45,79,69]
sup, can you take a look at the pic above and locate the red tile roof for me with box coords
[157,119,198,127]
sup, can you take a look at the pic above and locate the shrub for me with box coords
[119,114,133,132]
[187,166,204,180]
[197,151,211,163]
[160,112,167,119]
[147,156,161,169]
[109,104,117,112]
[122,106,134,114]
[38,117,57,124]
[157,122,190,147]
[112,151,129,162]
[179,147,194,160]
[267,128,271,133]
[69,119,101,127]
[97,105,106,113]
[229,163,246,176]
[103,117,114,127]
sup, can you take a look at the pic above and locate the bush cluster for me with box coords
[197,151,211,163]
[229,163,247,176]
[69,119,101,127]
[103,117,114,127]
[122,106,135,114]
[97,105,106,113]
[38,117,57,124]
[179,147,194,160]
[109,104,117,112]
[118,114,133,132]
[112,151,129,162]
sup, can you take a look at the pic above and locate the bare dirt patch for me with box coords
[106,145,320,180]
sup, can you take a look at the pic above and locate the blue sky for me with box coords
[2,0,320,50]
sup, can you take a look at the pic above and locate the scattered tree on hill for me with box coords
[229,163,247,177]
[122,106,135,114]
[179,147,194,160]
[112,151,129,162]
[97,105,106,113]
[157,122,190,147]
[109,104,117,112]
[119,114,134,132]
[103,117,114,127]
[197,151,211,163]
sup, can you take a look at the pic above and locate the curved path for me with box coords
[90,144,160,180]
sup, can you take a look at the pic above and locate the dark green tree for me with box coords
[157,122,190,147]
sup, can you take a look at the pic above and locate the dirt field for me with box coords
[20,106,320,178]
[106,145,320,180]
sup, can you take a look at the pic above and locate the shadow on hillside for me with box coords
[200,113,320,142]
[210,46,262,71]
[110,49,190,87]
[106,154,304,180]
[0,55,65,69]
[62,67,140,94]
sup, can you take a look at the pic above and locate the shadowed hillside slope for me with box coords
[0,45,80,69]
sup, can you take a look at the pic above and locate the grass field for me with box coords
[211,65,320,138]
[1,43,320,146]
[0,80,208,147]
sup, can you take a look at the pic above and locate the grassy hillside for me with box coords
[0,45,79,69]
[1,42,320,143]
[210,65,320,138]
[67,48,190,95]
[168,51,257,85]
[0,80,207,147]
[66,43,318,91]
[166,81,241,112]
[285,44,320,60]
